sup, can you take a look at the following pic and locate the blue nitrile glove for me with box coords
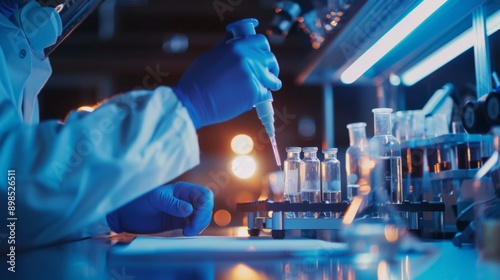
[0,0,20,17]
[172,33,282,129]
[106,182,214,236]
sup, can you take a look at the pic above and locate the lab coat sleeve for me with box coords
[0,86,200,251]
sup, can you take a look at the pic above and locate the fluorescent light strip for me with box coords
[401,8,500,86]
[340,0,448,84]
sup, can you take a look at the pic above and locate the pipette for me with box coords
[226,18,282,167]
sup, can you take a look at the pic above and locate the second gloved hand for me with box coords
[106,182,214,236]
[173,34,282,129]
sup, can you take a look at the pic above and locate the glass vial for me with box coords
[284,147,302,203]
[322,148,341,203]
[368,108,403,204]
[300,147,320,218]
[345,122,369,201]
[322,148,341,218]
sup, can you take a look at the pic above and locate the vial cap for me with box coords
[322,148,338,154]
[302,147,318,153]
[372,108,393,114]
[286,147,302,152]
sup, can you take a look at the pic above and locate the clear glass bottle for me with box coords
[345,122,369,201]
[284,147,302,204]
[322,148,341,204]
[368,108,403,204]
[300,147,321,217]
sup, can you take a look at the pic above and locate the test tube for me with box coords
[481,134,494,164]
[435,144,455,196]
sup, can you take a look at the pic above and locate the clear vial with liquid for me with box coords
[345,122,369,201]
[322,148,341,218]
[300,147,321,218]
[284,147,302,204]
[368,108,403,204]
[322,148,341,204]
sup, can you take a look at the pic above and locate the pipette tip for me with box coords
[270,137,281,167]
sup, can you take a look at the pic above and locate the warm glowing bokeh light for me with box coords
[231,155,256,179]
[231,134,254,155]
[236,226,248,237]
[213,209,231,227]
[77,106,94,112]
[342,196,363,225]
[226,264,263,280]
[358,185,371,195]
[377,261,390,280]
[384,225,400,243]
[235,190,255,203]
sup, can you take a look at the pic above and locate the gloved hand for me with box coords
[0,0,20,17]
[173,33,282,129]
[106,182,214,236]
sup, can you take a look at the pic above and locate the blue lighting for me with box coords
[340,0,448,84]
[401,9,500,86]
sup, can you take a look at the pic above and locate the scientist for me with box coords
[0,0,281,250]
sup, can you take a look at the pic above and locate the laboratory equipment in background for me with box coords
[394,110,425,203]
[421,83,454,116]
[452,127,500,259]
[284,147,302,218]
[368,108,403,205]
[474,127,500,261]
[300,147,321,218]
[463,94,491,134]
[266,0,355,48]
[393,86,495,238]
[226,18,282,168]
[266,1,302,41]
[393,110,425,231]
[485,91,500,125]
[463,84,500,134]
[322,148,341,217]
[345,122,369,201]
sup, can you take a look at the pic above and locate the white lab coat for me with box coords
[0,13,199,250]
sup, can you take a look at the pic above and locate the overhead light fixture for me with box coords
[340,0,448,84]
[401,9,500,86]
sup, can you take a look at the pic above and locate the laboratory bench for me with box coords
[2,227,499,280]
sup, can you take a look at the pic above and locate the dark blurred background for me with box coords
[38,0,500,227]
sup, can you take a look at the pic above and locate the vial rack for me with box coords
[236,200,445,239]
